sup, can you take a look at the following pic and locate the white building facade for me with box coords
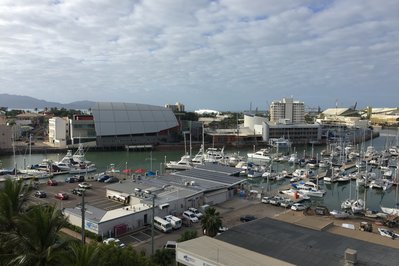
[270,97,305,124]
[48,117,68,148]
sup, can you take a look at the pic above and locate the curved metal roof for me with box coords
[91,102,178,136]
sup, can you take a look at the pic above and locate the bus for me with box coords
[154,216,173,233]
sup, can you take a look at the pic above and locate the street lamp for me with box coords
[151,194,155,255]
[81,189,86,244]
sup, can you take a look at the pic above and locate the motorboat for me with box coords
[380,206,399,216]
[341,199,354,210]
[247,148,272,162]
[288,153,298,164]
[165,155,193,170]
[330,210,350,219]
[297,186,326,198]
[351,199,365,214]
[377,228,399,239]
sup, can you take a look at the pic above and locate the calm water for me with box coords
[1,128,398,211]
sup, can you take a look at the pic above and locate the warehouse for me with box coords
[91,102,179,148]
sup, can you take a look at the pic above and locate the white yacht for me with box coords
[247,148,272,162]
[166,155,193,170]
[380,206,399,216]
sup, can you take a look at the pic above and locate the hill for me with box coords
[0,94,95,109]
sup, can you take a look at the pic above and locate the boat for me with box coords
[288,153,298,164]
[269,137,292,149]
[296,186,326,198]
[341,199,354,210]
[165,155,193,170]
[330,210,350,219]
[204,147,225,163]
[54,146,97,174]
[377,228,399,239]
[351,199,365,214]
[380,206,399,216]
[247,148,272,162]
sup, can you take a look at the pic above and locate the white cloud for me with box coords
[0,0,398,110]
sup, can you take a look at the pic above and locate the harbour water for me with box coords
[0,128,398,212]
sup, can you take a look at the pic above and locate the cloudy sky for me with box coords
[0,0,398,111]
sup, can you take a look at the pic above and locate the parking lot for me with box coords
[27,177,125,210]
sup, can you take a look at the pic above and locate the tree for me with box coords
[201,207,222,237]
[60,241,100,266]
[177,229,198,242]
[3,204,70,266]
[152,248,175,266]
[0,179,27,231]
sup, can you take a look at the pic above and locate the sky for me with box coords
[0,0,398,112]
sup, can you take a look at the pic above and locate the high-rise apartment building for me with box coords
[270,97,305,124]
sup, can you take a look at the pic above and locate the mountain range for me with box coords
[0,94,95,109]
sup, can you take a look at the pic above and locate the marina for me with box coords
[1,128,398,214]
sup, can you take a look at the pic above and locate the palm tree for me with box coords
[60,241,100,266]
[4,204,70,266]
[152,248,175,266]
[201,207,222,237]
[0,179,27,231]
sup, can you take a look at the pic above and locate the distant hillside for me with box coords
[0,94,95,109]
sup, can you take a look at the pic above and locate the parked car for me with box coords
[74,175,85,182]
[71,188,84,196]
[291,203,306,211]
[103,237,125,248]
[65,176,77,183]
[269,196,284,206]
[97,174,112,182]
[280,199,294,208]
[47,179,58,186]
[34,191,47,198]
[240,215,257,222]
[78,182,92,189]
[188,207,203,219]
[261,196,271,204]
[55,192,69,200]
[104,176,119,183]
[163,240,177,249]
[182,210,199,223]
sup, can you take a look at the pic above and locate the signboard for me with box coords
[85,220,99,233]
[176,251,215,266]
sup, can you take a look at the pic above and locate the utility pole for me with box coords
[151,195,155,256]
[81,189,86,244]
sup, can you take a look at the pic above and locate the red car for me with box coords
[55,192,68,200]
[47,179,58,186]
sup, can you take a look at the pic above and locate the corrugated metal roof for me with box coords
[91,102,178,136]
[172,167,245,186]
[216,217,399,266]
[177,236,292,266]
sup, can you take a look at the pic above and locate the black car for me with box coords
[104,176,119,183]
[240,215,256,222]
[34,191,47,198]
[97,174,112,182]
[65,177,77,183]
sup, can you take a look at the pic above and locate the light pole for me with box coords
[81,189,86,244]
[151,194,155,255]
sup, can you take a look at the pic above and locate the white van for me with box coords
[164,215,182,230]
[154,216,173,233]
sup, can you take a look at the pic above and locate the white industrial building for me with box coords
[63,164,244,238]
[48,117,68,148]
